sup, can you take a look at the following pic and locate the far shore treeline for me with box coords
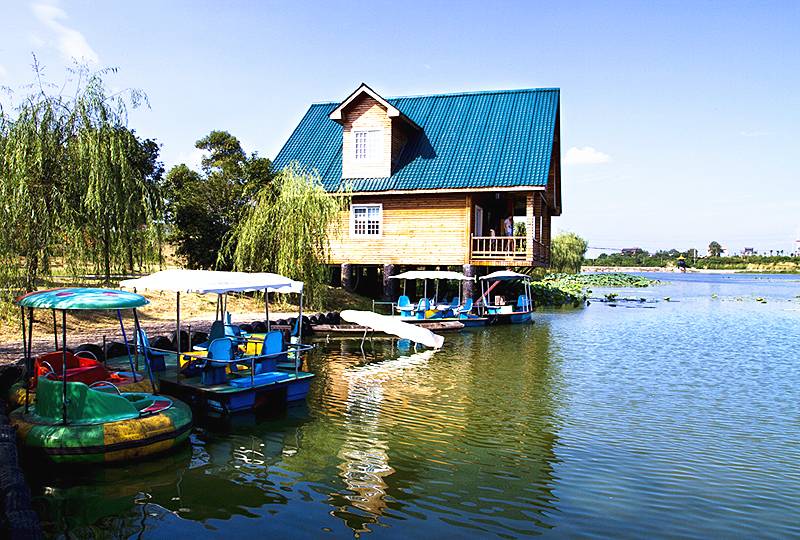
[0,65,346,319]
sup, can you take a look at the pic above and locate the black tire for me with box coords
[105,341,130,360]
[152,336,174,352]
[251,321,266,333]
[191,332,208,347]
[75,343,104,362]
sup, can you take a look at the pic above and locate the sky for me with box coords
[1,0,798,256]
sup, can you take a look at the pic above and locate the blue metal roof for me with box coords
[273,88,559,192]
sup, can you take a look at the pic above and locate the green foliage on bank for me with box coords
[163,131,274,269]
[0,63,164,299]
[550,232,588,273]
[224,163,351,308]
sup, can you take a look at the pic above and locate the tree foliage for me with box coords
[225,163,350,307]
[0,62,163,295]
[164,131,273,269]
[708,241,724,257]
[549,232,588,274]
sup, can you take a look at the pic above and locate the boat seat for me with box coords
[137,398,173,415]
[33,351,128,388]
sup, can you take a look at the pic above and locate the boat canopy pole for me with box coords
[20,307,29,413]
[423,279,427,300]
[265,291,270,332]
[52,309,58,350]
[176,291,181,361]
[435,281,439,304]
[117,309,138,382]
[297,289,304,376]
[132,308,156,394]
[61,310,67,425]
[403,280,406,297]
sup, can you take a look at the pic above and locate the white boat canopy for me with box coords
[120,269,300,294]
[479,270,532,281]
[389,270,474,281]
[340,310,445,349]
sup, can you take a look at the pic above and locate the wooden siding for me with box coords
[328,193,469,265]
[341,95,393,178]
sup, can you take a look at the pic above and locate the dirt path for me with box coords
[0,311,296,365]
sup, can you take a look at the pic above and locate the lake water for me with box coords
[26,273,800,538]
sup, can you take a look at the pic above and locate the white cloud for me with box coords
[738,130,770,137]
[564,146,612,166]
[31,3,99,65]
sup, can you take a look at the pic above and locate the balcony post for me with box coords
[382,264,397,301]
[526,193,535,262]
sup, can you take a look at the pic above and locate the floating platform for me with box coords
[312,320,464,335]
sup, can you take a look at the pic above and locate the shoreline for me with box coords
[582,266,737,274]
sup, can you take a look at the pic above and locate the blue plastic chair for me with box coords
[517,295,531,311]
[202,337,236,386]
[415,298,430,319]
[255,331,284,374]
[455,298,474,317]
[397,295,414,317]
[136,329,166,372]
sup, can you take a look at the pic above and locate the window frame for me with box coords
[350,203,383,238]
[353,129,381,162]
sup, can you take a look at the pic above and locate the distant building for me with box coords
[621,247,645,256]
[742,247,756,256]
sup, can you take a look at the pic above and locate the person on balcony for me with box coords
[503,215,514,237]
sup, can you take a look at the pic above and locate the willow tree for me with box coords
[550,232,589,274]
[225,163,349,307]
[0,63,163,299]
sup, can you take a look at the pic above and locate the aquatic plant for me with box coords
[543,273,660,288]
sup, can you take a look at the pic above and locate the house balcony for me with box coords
[470,235,549,266]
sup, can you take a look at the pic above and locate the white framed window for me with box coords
[354,129,380,161]
[351,204,382,236]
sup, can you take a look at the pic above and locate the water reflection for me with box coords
[30,308,563,537]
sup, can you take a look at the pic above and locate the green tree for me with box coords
[708,241,724,257]
[550,232,588,273]
[225,163,350,307]
[164,131,274,269]
[0,62,162,292]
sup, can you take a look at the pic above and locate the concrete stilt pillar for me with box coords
[341,263,355,292]
[462,264,476,300]
[382,264,397,301]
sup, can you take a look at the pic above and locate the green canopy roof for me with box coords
[16,288,149,311]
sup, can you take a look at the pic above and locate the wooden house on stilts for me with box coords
[273,83,562,299]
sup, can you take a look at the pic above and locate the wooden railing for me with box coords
[471,236,527,260]
[471,235,549,264]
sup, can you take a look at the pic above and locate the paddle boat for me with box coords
[120,270,315,416]
[389,270,488,327]
[477,270,534,324]
[10,288,192,463]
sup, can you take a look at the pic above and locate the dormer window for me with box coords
[354,129,380,161]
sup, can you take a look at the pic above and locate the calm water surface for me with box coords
[27,273,800,538]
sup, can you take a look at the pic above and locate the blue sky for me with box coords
[1,0,798,255]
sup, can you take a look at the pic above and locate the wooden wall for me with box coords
[328,193,470,265]
[341,96,393,178]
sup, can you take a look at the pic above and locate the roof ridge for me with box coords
[309,87,559,105]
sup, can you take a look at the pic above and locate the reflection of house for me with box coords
[273,83,562,295]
